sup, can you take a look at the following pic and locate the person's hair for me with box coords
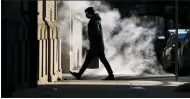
[84,7,95,15]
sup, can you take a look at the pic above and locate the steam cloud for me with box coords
[58,1,164,76]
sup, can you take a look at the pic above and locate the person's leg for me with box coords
[70,50,95,80]
[98,50,114,79]
[79,50,96,75]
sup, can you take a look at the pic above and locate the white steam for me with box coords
[58,1,163,76]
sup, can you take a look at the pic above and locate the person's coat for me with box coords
[88,13,105,51]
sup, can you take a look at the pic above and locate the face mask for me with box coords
[86,15,91,19]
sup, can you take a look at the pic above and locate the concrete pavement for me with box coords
[12,75,190,98]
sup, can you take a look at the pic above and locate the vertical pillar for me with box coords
[36,0,62,82]
[58,38,62,73]
[38,39,43,81]
[54,39,58,74]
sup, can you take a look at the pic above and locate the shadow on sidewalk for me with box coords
[12,81,190,98]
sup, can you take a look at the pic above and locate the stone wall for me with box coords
[37,0,62,82]
[2,0,38,97]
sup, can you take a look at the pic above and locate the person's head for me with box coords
[84,7,95,19]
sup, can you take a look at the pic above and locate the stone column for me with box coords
[37,0,48,83]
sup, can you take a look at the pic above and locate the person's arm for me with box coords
[91,20,101,37]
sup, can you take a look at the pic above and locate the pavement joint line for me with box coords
[38,80,188,86]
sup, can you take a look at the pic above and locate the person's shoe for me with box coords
[103,74,114,80]
[69,71,81,80]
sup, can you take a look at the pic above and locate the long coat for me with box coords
[88,13,105,51]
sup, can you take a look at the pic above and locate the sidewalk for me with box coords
[12,79,190,98]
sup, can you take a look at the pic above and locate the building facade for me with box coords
[2,0,62,97]
[37,0,62,83]
[2,0,38,97]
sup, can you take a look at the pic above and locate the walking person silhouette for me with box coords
[69,7,114,80]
